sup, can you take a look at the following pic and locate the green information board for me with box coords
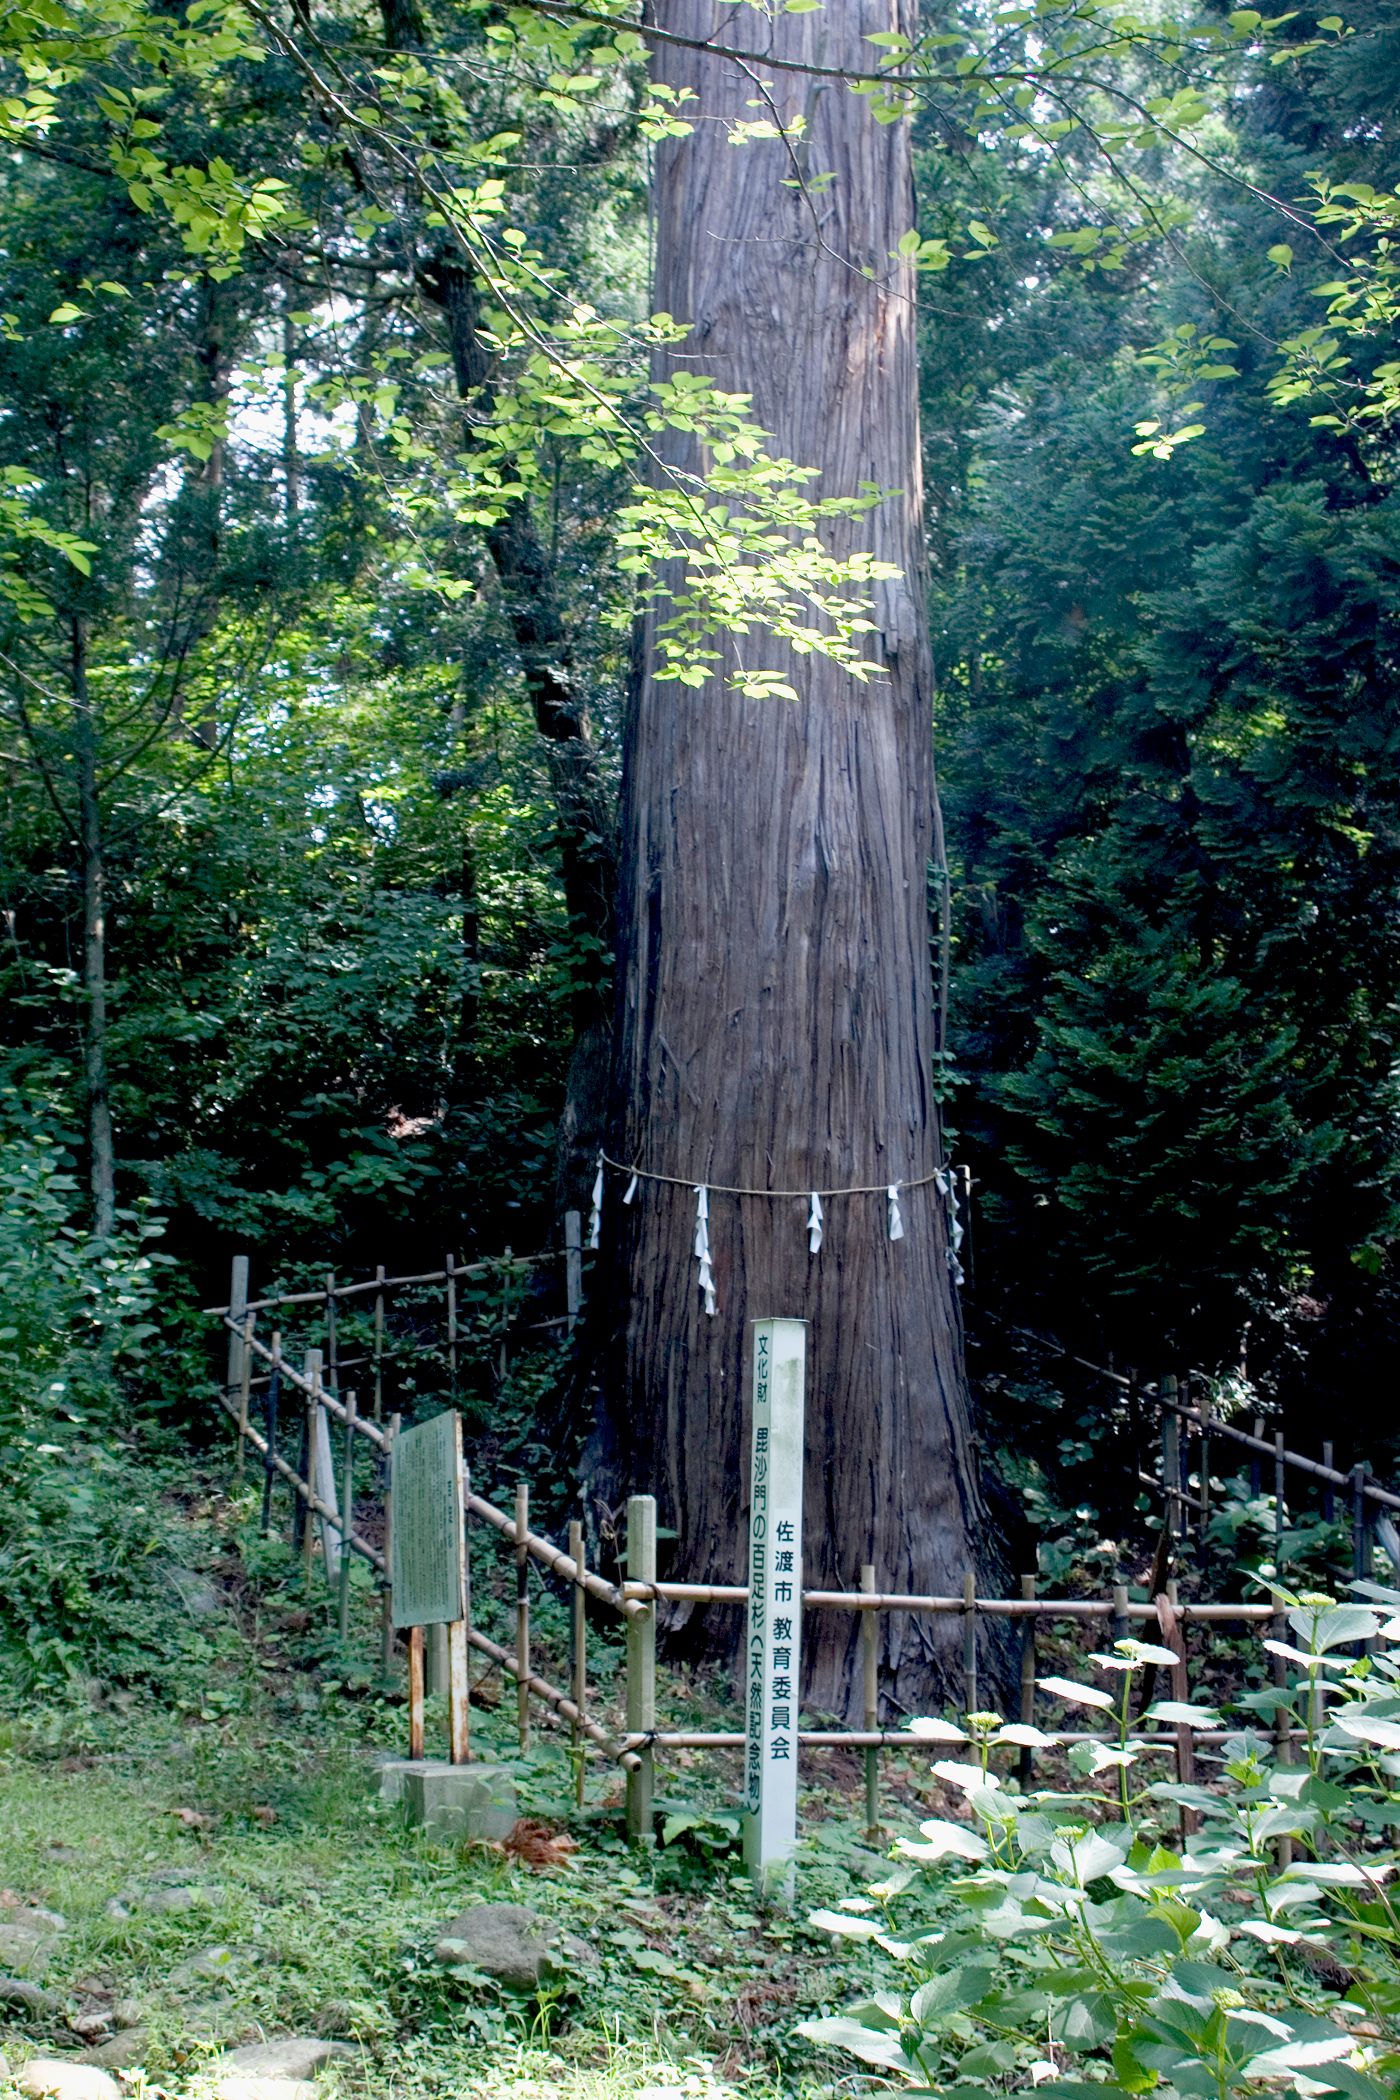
[391,1411,467,1629]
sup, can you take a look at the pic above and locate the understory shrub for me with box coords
[803,1589,1400,2097]
[0,1084,199,1694]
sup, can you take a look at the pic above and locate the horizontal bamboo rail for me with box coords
[227,1316,640,1617]
[1161,1397,1400,1513]
[215,1391,384,1572]
[996,1317,1400,1514]
[621,1580,1274,1622]
[616,1728,1268,1752]
[234,1325,391,1450]
[205,1250,564,1318]
[463,1622,642,1771]
[466,1488,640,1618]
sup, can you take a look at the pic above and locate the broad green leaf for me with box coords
[808,1907,885,1938]
[1143,1700,1223,1728]
[795,2016,911,2070]
[1333,1710,1400,1750]
[1038,1674,1115,1710]
[896,1817,988,1862]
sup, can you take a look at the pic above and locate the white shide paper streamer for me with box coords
[587,1153,604,1250]
[693,1184,716,1316]
[934,1168,965,1286]
[807,1191,823,1254]
[887,1183,904,1242]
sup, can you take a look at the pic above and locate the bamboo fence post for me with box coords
[1196,1379,1211,1532]
[300,1349,322,1570]
[449,1438,472,1769]
[408,1626,425,1760]
[1270,1588,1293,1867]
[625,1494,657,1842]
[226,1253,249,1403]
[861,1563,879,1840]
[262,1331,282,1534]
[448,1614,470,1766]
[499,1248,512,1381]
[446,1253,458,1393]
[570,1517,587,1807]
[1322,1442,1335,1523]
[565,1211,583,1335]
[338,1392,356,1641]
[1177,1373,1193,1535]
[381,1413,400,1682]
[1251,1417,1264,1498]
[1126,1368,1142,1487]
[1018,1573,1037,1788]
[234,1309,255,1483]
[1112,1581,1130,1647]
[325,1273,338,1390]
[1353,1466,1372,1581]
[372,1265,385,1422]
[1162,1377,1181,1538]
[1164,1579,1196,1841]
[515,1482,531,1755]
[962,1569,979,1715]
[1274,1432,1287,1569]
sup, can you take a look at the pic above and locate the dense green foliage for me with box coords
[0,0,1397,1478]
[0,1084,205,1688]
[923,0,1400,1440]
[805,1589,1400,2097]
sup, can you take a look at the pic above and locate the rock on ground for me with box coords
[0,1908,65,1979]
[433,1903,594,1992]
[16,2060,122,2100]
[0,1976,60,2015]
[216,2038,355,2079]
[215,2080,317,2100]
[79,2032,149,2070]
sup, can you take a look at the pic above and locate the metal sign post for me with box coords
[743,1317,806,1900]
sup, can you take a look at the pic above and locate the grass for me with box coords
[0,1477,902,2100]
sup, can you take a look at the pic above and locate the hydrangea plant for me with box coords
[801,1586,1400,2097]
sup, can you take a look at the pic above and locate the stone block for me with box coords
[378,1760,516,1841]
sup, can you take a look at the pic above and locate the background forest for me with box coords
[2,0,1399,1580]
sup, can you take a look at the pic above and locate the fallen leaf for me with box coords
[170,1807,212,1829]
[502,1818,580,1869]
[249,1806,277,1827]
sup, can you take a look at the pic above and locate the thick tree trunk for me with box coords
[600,0,989,1711]
[72,616,115,1239]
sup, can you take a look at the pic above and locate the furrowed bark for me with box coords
[599,0,991,1711]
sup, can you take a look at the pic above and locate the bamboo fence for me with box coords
[211,1248,1396,1843]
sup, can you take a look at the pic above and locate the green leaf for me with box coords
[911,1962,999,2023]
[47,303,84,324]
[1038,1674,1115,1710]
[808,1907,885,1938]
[795,2016,911,2071]
[1143,1701,1224,1728]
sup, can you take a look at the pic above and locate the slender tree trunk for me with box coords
[599,0,989,1709]
[420,256,617,1210]
[72,615,115,1239]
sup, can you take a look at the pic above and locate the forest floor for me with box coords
[0,1480,908,2100]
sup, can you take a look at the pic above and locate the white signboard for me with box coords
[743,1318,806,1895]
